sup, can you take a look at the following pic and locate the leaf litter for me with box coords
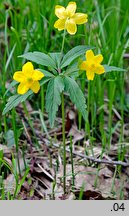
[0,100,129,200]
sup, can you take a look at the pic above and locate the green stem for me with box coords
[22,102,40,148]
[12,109,21,176]
[41,85,44,113]
[61,92,66,194]
[61,29,66,56]
[86,81,94,157]
[70,135,75,190]
[85,81,90,139]
[59,29,66,66]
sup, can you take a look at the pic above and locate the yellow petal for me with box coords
[22,62,34,77]
[13,71,24,82]
[32,70,44,81]
[66,2,76,17]
[17,82,29,94]
[95,65,105,74]
[66,19,77,35]
[73,13,88,24]
[94,54,103,64]
[80,61,87,70]
[54,19,66,30]
[30,81,40,93]
[86,71,95,80]
[55,5,66,19]
[86,50,94,61]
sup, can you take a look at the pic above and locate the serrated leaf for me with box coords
[61,45,93,69]
[49,52,61,69]
[3,91,32,115]
[3,77,50,115]
[19,51,57,69]
[104,65,126,72]
[38,69,55,77]
[4,80,18,96]
[63,62,79,78]
[45,76,64,127]
[64,76,87,121]
[39,77,51,86]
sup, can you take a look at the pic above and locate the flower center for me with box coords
[91,63,95,68]
[66,11,71,18]
[27,78,33,85]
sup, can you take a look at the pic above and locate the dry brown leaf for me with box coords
[4,174,16,194]
[56,164,129,200]
[68,125,84,145]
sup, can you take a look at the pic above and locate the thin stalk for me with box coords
[59,29,66,67]
[61,29,66,57]
[85,81,90,139]
[70,135,75,190]
[1,172,5,200]
[52,180,56,200]
[78,184,85,200]
[22,102,40,148]
[110,166,117,196]
[108,82,116,149]
[12,109,21,176]
[60,28,67,193]
[41,85,44,113]
[94,165,100,188]
[61,92,66,194]
[78,112,82,146]
[86,81,94,157]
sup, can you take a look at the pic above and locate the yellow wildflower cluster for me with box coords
[13,2,105,95]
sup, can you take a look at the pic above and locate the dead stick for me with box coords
[72,150,129,167]
[49,141,129,167]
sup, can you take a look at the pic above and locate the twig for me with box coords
[44,139,129,167]
[71,150,129,167]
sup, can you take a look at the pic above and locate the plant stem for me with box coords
[12,109,21,176]
[41,85,44,114]
[61,29,66,56]
[22,102,40,148]
[61,92,66,194]
[59,29,66,66]
[70,135,75,190]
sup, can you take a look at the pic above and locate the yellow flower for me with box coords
[54,2,88,35]
[80,50,105,80]
[13,62,44,94]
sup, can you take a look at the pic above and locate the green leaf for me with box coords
[5,43,16,71]
[2,91,33,115]
[63,62,79,78]
[38,69,55,77]
[61,45,93,69]
[49,52,61,69]
[4,80,18,96]
[40,77,51,86]
[3,77,50,115]
[104,65,126,72]
[19,51,57,69]
[64,76,87,121]
[45,76,64,127]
